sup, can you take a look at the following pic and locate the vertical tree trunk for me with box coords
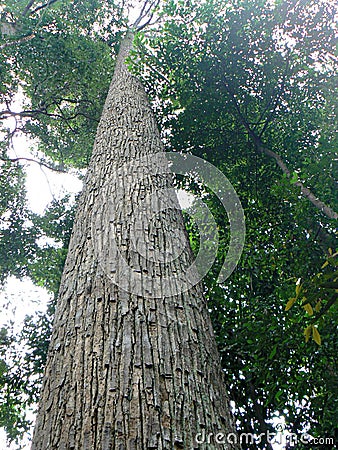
[32,33,237,450]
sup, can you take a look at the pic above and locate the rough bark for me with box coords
[31,32,237,450]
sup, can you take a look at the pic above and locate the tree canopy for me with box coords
[0,0,337,448]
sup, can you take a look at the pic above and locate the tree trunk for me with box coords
[31,32,237,450]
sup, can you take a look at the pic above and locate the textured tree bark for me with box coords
[31,32,238,450]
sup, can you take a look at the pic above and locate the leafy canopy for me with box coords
[0,0,337,447]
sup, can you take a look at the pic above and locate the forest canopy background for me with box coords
[0,0,337,448]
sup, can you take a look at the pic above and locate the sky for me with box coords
[0,118,84,448]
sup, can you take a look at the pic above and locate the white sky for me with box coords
[0,130,83,448]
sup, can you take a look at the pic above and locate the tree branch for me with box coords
[0,33,35,49]
[0,0,60,49]
[0,156,67,173]
[132,0,160,31]
[30,0,59,16]
[309,296,337,325]
[224,80,338,221]
[258,56,290,137]
[0,108,99,123]
[23,0,36,17]
[255,142,338,220]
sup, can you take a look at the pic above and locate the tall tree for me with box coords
[31,19,237,450]
[1,1,337,447]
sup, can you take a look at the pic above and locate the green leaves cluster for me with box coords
[0,159,36,283]
[1,0,123,168]
[286,250,338,346]
[0,0,337,447]
[132,0,337,445]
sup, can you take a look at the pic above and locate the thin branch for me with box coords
[38,163,57,202]
[136,13,154,32]
[132,0,160,31]
[30,0,59,16]
[0,108,99,123]
[258,56,290,137]
[255,52,289,137]
[22,0,36,17]
[224,80,338,221]
[312,225,335,250]
[309,296,337,324]
[133,0,149,28]
[255,142,338,220]
[51,97,95,106]
[0,156,67,173]
[0,0,60,49]
[141,15,162,31]
[56,105,76,132]
[0,32,35,49]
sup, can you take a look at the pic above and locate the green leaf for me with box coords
[268,345,277,359]
[315,300,321,312]
[290,172,298,184]
[295,280,302,297]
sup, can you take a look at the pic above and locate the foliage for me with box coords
[0,312,53,443]
[0,195,75,442]
[0,159,37,283]
[0,0,337,448]
[286,250,338,346]
[132,0,338,445]
[1,0,124,168]
[28,196,76,294]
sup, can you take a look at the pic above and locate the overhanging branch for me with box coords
[23,0,36,16]
[0,33,35,49]
[0,0,60,49]
[0,155,67,173]
[0,108,99,123]
[224,81,338,221]
[255,141,338,220]
[132,0,160,31]
[29,0,60,16]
